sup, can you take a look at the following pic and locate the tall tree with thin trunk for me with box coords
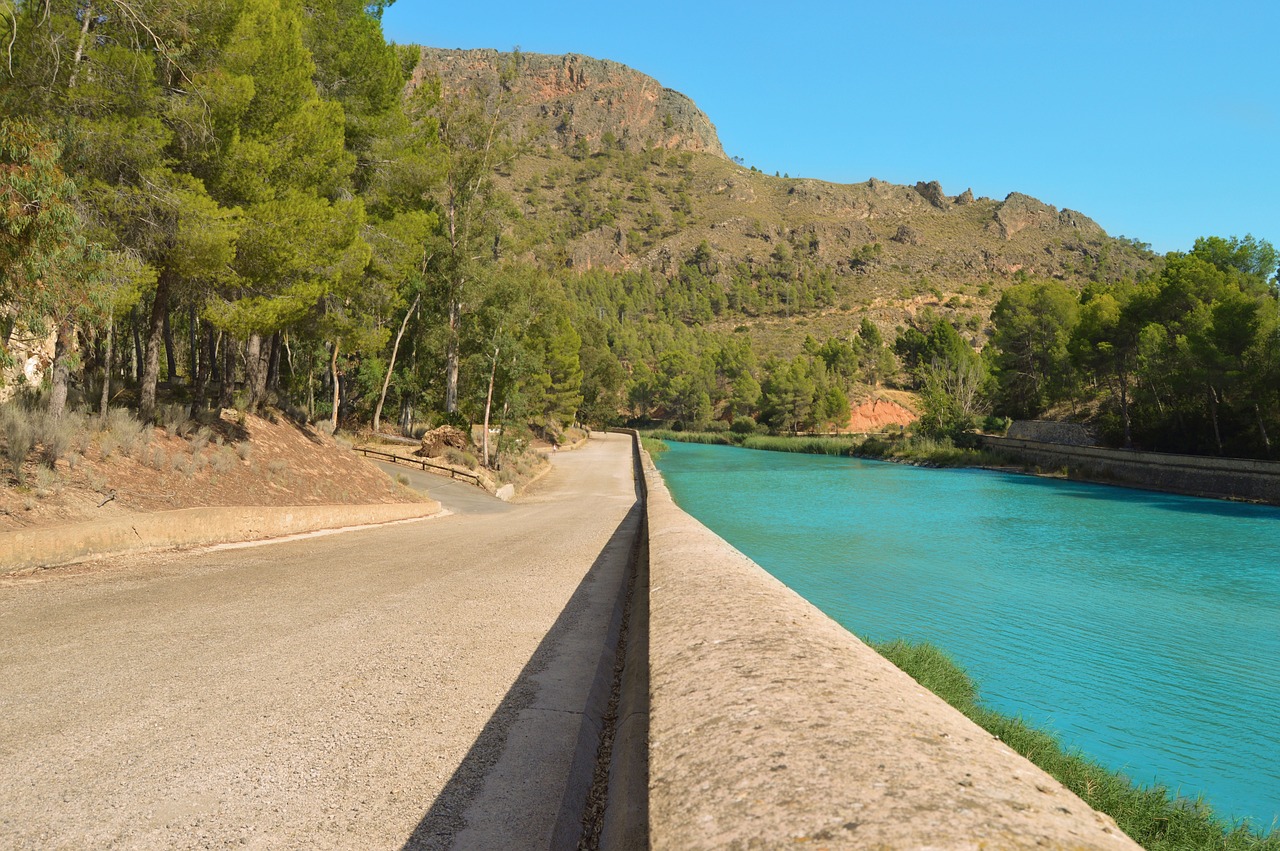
[409,54,519,415]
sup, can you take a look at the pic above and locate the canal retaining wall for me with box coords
[981,435,1280,505]
[616,431,1141,850]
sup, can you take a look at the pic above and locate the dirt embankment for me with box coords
[845,395,918,432]
[1,409,421,534]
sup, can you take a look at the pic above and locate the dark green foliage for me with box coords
[989,281,1078,419]
[982,238,1280,459]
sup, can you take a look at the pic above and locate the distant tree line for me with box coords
[916,235,1280,459]
[2,0,1274,464]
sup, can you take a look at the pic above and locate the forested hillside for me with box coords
[1,1,1275,468]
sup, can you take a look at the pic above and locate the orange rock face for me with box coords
[846,398,917,432]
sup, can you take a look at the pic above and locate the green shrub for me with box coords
[159,403,193,438]
[105,407,146,457]
[38,410,78,467]
[444,447,478,470]
[730,415,758,435]
[982,415,1010,434]
[1,404,37,482]
[189,426,212,454]
[210,446,238,474]
[856,436,893,458]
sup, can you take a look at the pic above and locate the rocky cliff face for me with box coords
[414,48,724,156]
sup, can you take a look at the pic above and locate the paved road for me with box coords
[370,461,512,516]
[0,434,639,850]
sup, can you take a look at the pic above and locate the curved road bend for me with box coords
[0,433,640,850]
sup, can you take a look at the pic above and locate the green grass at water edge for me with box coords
[740,434,861,455]
[639,436,670,456]
[873,639,1278,850]
[641,428,1018,469]
[644,429,741,446]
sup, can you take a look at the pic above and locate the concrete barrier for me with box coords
[982,435,1280,505]
[0,501,442,573]
[634,438,1142,850]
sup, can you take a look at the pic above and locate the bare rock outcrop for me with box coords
[991,192,1105,241]
[891,224,924,246]
[414,48,724,157]
[913,180,950,209]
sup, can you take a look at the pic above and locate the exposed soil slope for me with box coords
[846,397,918,432]
[0,409,422,534]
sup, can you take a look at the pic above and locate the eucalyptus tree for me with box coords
[404,53,521,415]
[0,119,95,417]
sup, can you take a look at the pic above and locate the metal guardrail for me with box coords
[355,446,482,484]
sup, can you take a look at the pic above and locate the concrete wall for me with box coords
[631,436,1142,850]
[0,501,442,573]
[1007,420,1097,446]
[982,435,1280,505]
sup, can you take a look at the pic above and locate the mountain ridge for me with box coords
[411,46,1159,355]
[414,47,725,156]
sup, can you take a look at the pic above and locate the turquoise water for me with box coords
[653,441,1280,831]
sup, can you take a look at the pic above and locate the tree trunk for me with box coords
[196,323,214,407]
[244,332,268,409]
[188,306,199,391]
[1208,384,1224,455]
[445,298,460,414]
[48,319,73,420]
[99,315,113,419]
[329,338,342,433]
[219,334,235,409]
[68,3,93,88]
[1117,367,1132,449]
[140,269,173,423]
[373,294,419,434]
[131,304,144,384]
[399,398,413,436]
[1255,403,1272,459]
[163,307,178,384]
[267,331,282,394]
[482,344,499,467]
[209,328,221,385]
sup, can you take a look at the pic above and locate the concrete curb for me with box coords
[0,501,442,573]
[637,444,1142,850]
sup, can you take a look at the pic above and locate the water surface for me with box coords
[654,441,1280,830]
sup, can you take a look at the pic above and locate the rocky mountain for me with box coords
[412,48,1159,356]
[415,48,723,156]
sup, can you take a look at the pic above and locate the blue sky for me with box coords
[381,1,1278,255]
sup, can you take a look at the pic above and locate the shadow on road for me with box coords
[402,502,644,850]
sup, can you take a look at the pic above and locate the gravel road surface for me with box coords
[0,434,639,850]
